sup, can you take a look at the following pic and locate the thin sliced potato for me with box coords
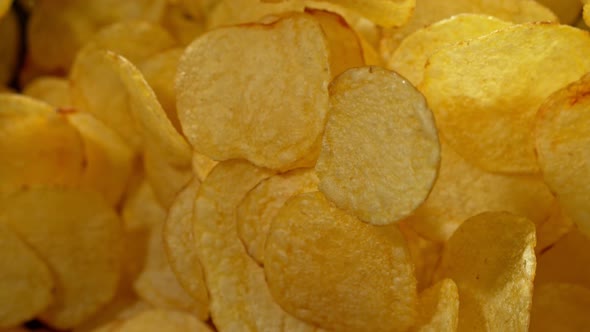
[23,76,72,108]
[113,309,212,332]
[412,279,459,332]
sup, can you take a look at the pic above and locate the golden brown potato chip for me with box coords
[163,178,209,320]
[0,94,85,197]
[306,9,364,78]
[535,203,573,254]
[536,72,590,236]
[412,278,459,332]
[379,0,557,59]
[404,140,554,242]
[191,151,217,182]
[420,23,590,174]
[387,14,511,86]
[23,76,72,108]
[0,9,20,86]
[398,221,442,291]
[0,223,54,328]
[177,14,330,170]
[193,160,319,330]
[0,188,122,329]
[316,66,439,225]
[114,309,212,332]
[265,191,417,331]
[529,283,590,332]
[73,295,150,332]
[536,229,590,289]
[437,211,536,332]
[536,0,581,23]
[585,2,590,26]
[237,168,318,265]
[27,0,167,72]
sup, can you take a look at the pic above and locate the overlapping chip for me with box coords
[412,278,459,331]
[113,309,212,332]
[23,76,72,107]
[316,66,439,225]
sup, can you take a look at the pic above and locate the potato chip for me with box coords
[0,0,11,18]
[387,14,511,86]
[0,223,54,328]
[398,221,442,291]
[412,279,459,332]
[437,211,536,332]
[206,0,305,29]
[404,140,554,242]
[535,72,590,236]
[306,9,364,78]
[0,94,85,197]
[122,179,165,231]
[529,283,590,332]
[191,151,217,182]
[163,178,209,320]
[0,188,122,329]
[0,9,20,86]
[535,203,573,254]
[73,295,149,332]
[161,2,205,46]
[420,23,590,174]
[23,76,72,108]
[194,160,320,330]
[585,2,590,26]
[113,309,212,332]
[379,0,557,59]
[536,0,582,23]
[237,168,318,265]
[536,229,590,289]
[177,14,330,170]
[265,191,417,331]
[27,0,167,72]
[316,66,440,225]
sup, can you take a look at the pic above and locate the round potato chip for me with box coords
[529,283,590,332]
[23,76,72,108]
[0,188,122,330]
[404,140,554,242]
[316,66,440,225]
[163,178,209,320]
[237,168,318,265]
[437,211,536,332]
[387,14,511,86]
[265,191,417,331]
[412,279,459,332]
[177,14,330,170]
[535,72,590,236]
[420,23,590,174]
[0,9,20,86]
[114,309,212,332]
[0,223,54,328]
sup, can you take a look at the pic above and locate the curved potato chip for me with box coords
[23,76,72,108]
[122,180,166,231]
[420,23,590,174]
[161,2,205,46]
[398,221,442,291]
[191,151,217,182]
[404,140,554,242]
[316,66,440,225]
[529,283,590,332]
[177,14,330,170]
[0,9,20,85]
[412,278,459,332]
[206,0,305,29]
[535,203,573,254]
[237,168,318,265]
[0,223,54,328]
[535,72,590,236]
[163,178,209,320]
[379,0,557,59]
[0,188,122,330]
[193,160,319,330]
[265,191,417,331]
[437,211,536,332]
[387,14,511,86]
[0,94,85,196]
[114,309,212,332]
[536,0,581,23]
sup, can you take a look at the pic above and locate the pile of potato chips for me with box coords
[1,0,590,331]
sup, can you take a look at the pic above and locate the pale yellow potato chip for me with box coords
[535,203,573,254]
[163,178,209,320]
[404,140,554,242]
[398,221,442,291]
[536,72,590,236]
[0,94,85,197]
[0,188,122,330]
[437,211,536,332]
[0,223,54,328]
[412,279,459,332]
[529,283,590,332]
[206,0,305,29]
[237,168,318,265]
[420,23,590,174]
[536,0,581,23]
[23,76,72,108]
[388,14,511,86]
[316,66,440,225]
[306,9,364,78]
[193,160,318,330]
[177,14,330,170]
[113,309,212,332]
[0,9,20,86]
[266,191,417,331]
[27,0,167,72]
[191,151,217,182]
[379,0,557,59]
